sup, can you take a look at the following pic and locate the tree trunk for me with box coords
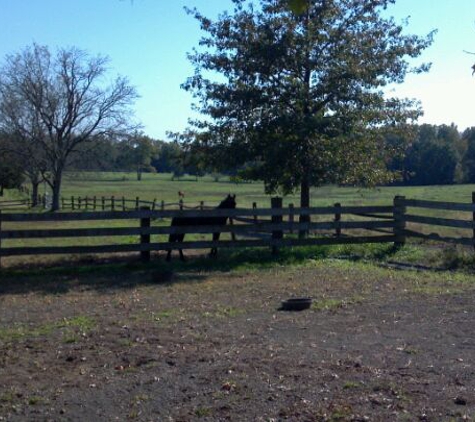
[51,171,62,211]
[31,181,39,207]
[0,185,3,196]
[299,178,310,239]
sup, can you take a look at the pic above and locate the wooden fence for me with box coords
[400,196,475,246]
[6,193,280,213]
[7,194,210,212]
[0,199,30,211]
[59,196,161,211]
[0,195,474,266]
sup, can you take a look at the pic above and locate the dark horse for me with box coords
[166,194,236,261]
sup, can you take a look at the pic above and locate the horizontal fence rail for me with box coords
[58,195,211,212]
[1,194,475,266]
[399,195,475,247]
[0,219,397,240]
[0,199,30,210]
[0,205,395,222]
[402,199,475,212]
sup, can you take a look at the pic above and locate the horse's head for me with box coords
[218,194,236,209]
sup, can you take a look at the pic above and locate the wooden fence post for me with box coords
[472,192,475,250]
[122,196,126,211]
[252,202,257,223]
[393,195,406,247]
[78,197,82,210]
[271,197,283,255]
[140,206,151,263]
[288,203,294,234]
[334,202,341,238]
[135,197,139,210]
[101,196,105,211]
[0,210,2,269]
[200,201,204,210]
[152,199,156,211]
[93,196,97,210]
[179,199,184,210]
[71,196,75,210]
[229,215,236,241]
[298,204,310,240]
[61,197,65,209]
[111,196,115,211]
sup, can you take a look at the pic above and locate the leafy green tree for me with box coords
[0,130,46,205]
[182,0,434,214]
[404,124,458,185]
[171,149,186,181]
[0,149,23,196]
[116,134,157,180]
[183,149,207,181]
[68,135,120,172]
[383,126,418,184]
[152,141,186,177]
[462,127,475,183]
[436,124,464,183]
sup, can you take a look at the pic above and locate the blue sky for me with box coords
[0,0,474,139]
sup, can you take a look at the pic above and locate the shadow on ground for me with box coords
[0,244,404,296]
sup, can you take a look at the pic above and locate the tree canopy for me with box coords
[182,0,435,209]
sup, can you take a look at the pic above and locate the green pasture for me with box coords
[5,171,475,233]
[5,171,475,208]
[52,171,475,241]
[59,172,475,207]
[2,172,475,268]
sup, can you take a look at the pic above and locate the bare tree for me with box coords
[0,44,139,210]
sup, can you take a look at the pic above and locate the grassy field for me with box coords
[4,170,475,208]
[2,172,475,268]
[59,172,475,207]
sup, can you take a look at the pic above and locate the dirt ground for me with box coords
[0,257,474,421]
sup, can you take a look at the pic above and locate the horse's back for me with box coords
[171,216,226,227]
[171,216,198,226]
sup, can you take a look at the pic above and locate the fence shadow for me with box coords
[0,254,210,296]
[0,243,401,296]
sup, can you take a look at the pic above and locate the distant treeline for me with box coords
[86,124,475,186]
[387,124,475,186]
[67,135,237,181]
[3,124,475,196]
[64,124,475,186]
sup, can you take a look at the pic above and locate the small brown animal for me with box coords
[178,191,185,199]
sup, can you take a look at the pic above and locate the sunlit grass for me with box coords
[0,315,96,343]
